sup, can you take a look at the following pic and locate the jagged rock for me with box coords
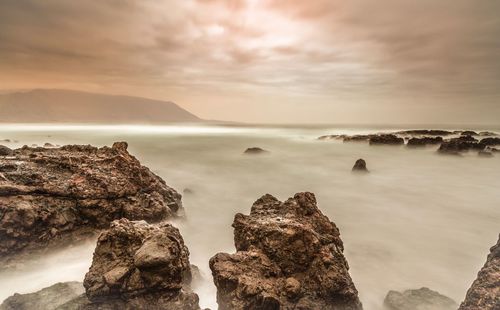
[81,218,201,310]
[0,142,182,266]
[352,159,368,172]
[407,137,443,147]
[480,137,500,146]
[369,134,404,145]
[343,135,374,142]
[244,147,269,155]
[478,151,493,157]
[438,138,485,154]
[394,130,453,136]
[383,287,457,310]
[459,235,500,310]
[210,192,362,310]
[461,131,478,136]
[0,282,84,310]
[0,145,13,156]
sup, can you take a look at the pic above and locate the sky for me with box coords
[0,0,499,124]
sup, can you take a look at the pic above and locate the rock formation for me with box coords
[80,218,201,310]
[394,130,453,136]
[210,192,362,310]
[383,287,457,310]
[406,137,443,147]
[243,147,269,155]
[343,135,374,143]
[480,137,500,146]
[369,134,404,145]
[438,137,485,154]
[0,282,84,310]
[0,142,182,266]
[461,131,478,136]
[352,159,368,172]
[0,145,13,156]
[459,235,499,310]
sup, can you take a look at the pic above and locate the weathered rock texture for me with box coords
[0,142,182,265]
[210,192,362,310]
[0,282,84,310]
[82,218,201,310]
[383,287,457,310]
[459,235,500,310]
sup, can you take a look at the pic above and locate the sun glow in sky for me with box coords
[0,0,499,124]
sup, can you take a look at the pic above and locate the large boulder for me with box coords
[480,137,500,146]
[407,137,443,147]
[210,192,362,310]
[459,235,499,310]
[81,218,201,310]
[369,134,404,145]
[0,145,13,156]
[0,142,182,266]
[438,138,485,154]
[352,159,369,172]
[0,282,84,310]
[383,287,457,310]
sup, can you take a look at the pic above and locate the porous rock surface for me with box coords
[210,192,362,310]
[383,287,457,310]
[459,235,499,310]
[0,142,182,265]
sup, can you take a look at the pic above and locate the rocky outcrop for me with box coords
[244,147,269,155]
[438,138,485,154]
[0,142,182,266]
[0,145,13,156]
[81,218,201,309]
[352,159,368,172]
[383,287,457,310]
[480,137,500,146]
[369,134,404,145]
[407,137,443,147]
[459,235,500,310]
[210,192,362,310]
[0,282,84,310]
[395,130,453,136]
[343,135,374,143]
[461,131,478,136]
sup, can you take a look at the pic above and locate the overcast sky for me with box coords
[1,0,499,124]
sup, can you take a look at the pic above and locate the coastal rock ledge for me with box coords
[0,142,182,266]
[210,192,362,310]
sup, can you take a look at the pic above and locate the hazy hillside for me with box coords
[0,89,201,123]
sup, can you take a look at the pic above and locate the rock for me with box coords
[81,218,201,310]
[343,135,374,142]
[0,145,13,156]
[480,137,500,146]
[461,130,478,136]
[478,151,493,157]
[407,137,443,147]
[243,147,269,155]
[210,192,362,310]
[318,135,344,141]
[479,131,498,136]
[383,287,457,310]
[0,142,183,266]
[369,134,404,145]
[352,159,369,172]
[438,138,485,155]
[394,130,453,136]
[0,282,84,310]
[459,235,500,310]
[454,135,478,142]
[44,142,55,148]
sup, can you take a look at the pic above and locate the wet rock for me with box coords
[343,135,374,142]
[244,147,269,155]
[369,134,404,145]
[480,137,500,146]
[210,192,362,310]
[459,235,500,310]
[461,130,478,136]
[383,287,457,310]
[394,130,453,136]
[0,145,13,156]
[352,159,368,172]
[407,137,443,147]
[0,142,183,266]
[438,138,485,155]
[0,282,84,310]
[478,151,493,157]
[454,135,478,142]
[82,219,201,310]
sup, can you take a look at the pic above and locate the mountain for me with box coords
[0,89,201,123]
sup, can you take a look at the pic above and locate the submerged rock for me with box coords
[352,159,369,172]
[383,287,457,310]
[81,218,201,310]
[0,142,183,266]
[369,134,404,145]
[0,145,13,156]
[407,137,443,147]
[210,192,362,310]
[0,282,84,310]
[244,147,269,155]
[459,235,500,310]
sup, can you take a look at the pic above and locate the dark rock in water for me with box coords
[395,130,453,136]
[369,134,404,145]
[459,235,500,310]
[383,287,457,310]
[0,142,183,267]
[0,282,84,310]
[352,159,368,172]
[438,139,485,155]
[461,130,478,136]
[0,145,13,156]
[479,131,498,136]
[210,192,362,310]
[318,134,345,141]
[454,135,478,142]
[407,136,443,147]
[44,142,55,148]
[478,151,493,157]
[480,137,500,146]
[343,135,374,142]
[82,219,201,310]
[244,147,269,154]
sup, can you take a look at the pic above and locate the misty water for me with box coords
[0,124,499,309]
